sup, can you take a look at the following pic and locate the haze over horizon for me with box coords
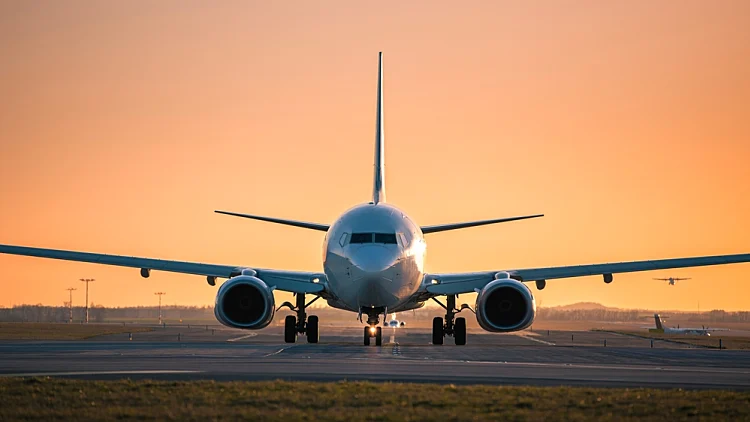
[1,1,749,311]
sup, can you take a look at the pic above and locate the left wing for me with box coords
[0,244,326,294]
[423,253,750,295]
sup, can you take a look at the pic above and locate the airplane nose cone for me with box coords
[349,245,399,273]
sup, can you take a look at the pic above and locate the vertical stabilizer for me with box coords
[654,314,664,330]
[372,52,386,204]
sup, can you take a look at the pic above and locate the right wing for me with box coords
[423,253,750,295]
[0,244,326,294]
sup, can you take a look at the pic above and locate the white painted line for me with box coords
[226,333,258,342]
[263,347,289,357]
[0,370,202,378]
[514,333,556,346]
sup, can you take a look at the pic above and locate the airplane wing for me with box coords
[423,253,750,295]
[0,244,326,294]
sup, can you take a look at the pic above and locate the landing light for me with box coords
[311,277,320,284]
[431,279,439,285]
[369,327,377,334]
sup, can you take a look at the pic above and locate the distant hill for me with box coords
[547,302,618,311]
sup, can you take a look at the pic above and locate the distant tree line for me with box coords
[0,305,214,323]
[1,304,748,324]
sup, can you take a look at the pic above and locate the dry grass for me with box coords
[606,330,750,350]
[1,378,749,421]
[0,323,152,340]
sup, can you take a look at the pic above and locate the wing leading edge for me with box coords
[424,253,750,295]
[0,244,325,294]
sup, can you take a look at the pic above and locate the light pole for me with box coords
[66,287,77,323]
[80,278,95,323]
[155,292,166,324]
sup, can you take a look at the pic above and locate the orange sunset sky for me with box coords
[1,1,749,311]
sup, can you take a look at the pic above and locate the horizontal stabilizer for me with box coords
[215,210,330,232]
[421,214,544,234]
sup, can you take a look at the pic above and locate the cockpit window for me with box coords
[374,233,397,244]
[350,233,373,244]
[349,233,398,244]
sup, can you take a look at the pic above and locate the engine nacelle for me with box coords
[214,276,275,329]
[475,279,536,332]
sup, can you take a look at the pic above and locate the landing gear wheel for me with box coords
[306,315,319,344]
[454,317,467,346]
[363,327,371,346]
[284,315,297,344]
[432,317,444,345]
[375,326,383,346]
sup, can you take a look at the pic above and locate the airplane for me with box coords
[384,313,405,328]
[1,52,750,347]
[653,277,691,286]
[648,314,727,336]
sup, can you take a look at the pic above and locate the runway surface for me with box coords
[1,325,749,389]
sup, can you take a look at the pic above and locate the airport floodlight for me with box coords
[155,292,166,325]
[79,278,95,323]
[66,287,77,323]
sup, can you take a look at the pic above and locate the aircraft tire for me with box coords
[375,326,383,346]
[363,327,371,346]
[284,315,297,344]
[432,317,444,345]
[454,317,467,345]
[306,315,319,344]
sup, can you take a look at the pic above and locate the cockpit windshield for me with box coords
[349,233,398,244]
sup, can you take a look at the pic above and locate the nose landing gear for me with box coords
[279,292,320,344]
[362,307,384,346]
[431,294,472,345]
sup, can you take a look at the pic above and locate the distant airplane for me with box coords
[384,313,405,328]
[653,277,691,286]
[1,53,750,347]
[649,313,727,336]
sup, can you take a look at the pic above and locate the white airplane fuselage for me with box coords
[323,203,426,313]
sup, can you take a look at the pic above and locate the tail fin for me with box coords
[654,314,664,330]
[372,52,385,204]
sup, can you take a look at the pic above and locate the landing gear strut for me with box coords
[279,292,320,344]
[431,294,471,345]
[362,307,384,346]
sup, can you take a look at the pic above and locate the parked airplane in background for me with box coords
[2,53,750,347]
[385,313,405,328]
[649,314,727,336]
[654,277,691,286]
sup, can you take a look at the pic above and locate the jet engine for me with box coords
[475,279,536,332]
[214,276,275,329]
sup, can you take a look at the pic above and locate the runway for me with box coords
[1,325,749,389]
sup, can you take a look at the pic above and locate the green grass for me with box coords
[1,379,749,421]
[0,323,152,340]
[605,330,750,350]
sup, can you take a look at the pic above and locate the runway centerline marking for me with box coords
[226,333,258,342]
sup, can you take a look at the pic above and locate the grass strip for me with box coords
[1,378,749,421]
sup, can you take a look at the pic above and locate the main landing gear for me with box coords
[431,294,472,346]
[362,307,384,346]
[279,292,320,344]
